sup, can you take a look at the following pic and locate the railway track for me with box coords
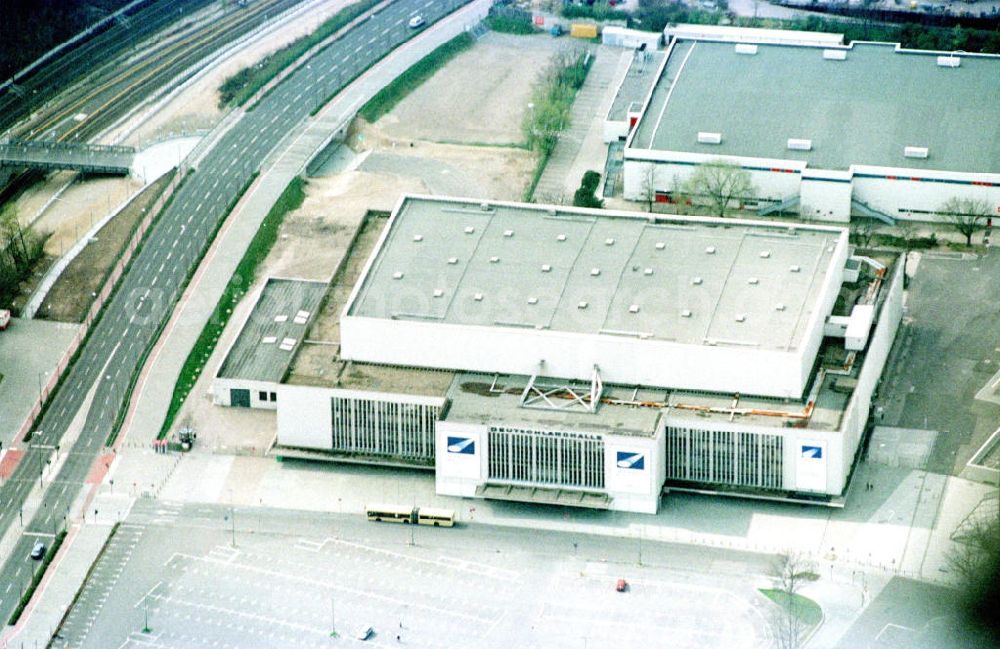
[12,0,306,144]
[0,0,308,203]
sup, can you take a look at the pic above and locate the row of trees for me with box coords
[0,204,48,309]
[634,160,992,246]
[523,51,592,158]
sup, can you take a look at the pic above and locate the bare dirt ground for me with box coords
[38,172,175,323]
[117,0,356,146]
[375,32,557,146]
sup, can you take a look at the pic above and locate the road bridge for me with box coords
[0,140,134,174]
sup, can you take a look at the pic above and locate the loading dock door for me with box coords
[230,388,251,408]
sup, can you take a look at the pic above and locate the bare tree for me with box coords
[939,197,990,246]
[850,218,877,249]
[768,552,817,649]
[684,159,754,217]
[637,164,657,212]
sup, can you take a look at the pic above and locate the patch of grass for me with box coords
[9,530,67,625]
[358,33,474,123]
[158,177,307,440]
[485,15,538,34]
[759,589,823,627]
[218,0,382,109]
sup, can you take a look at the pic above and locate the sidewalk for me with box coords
[533,45,620,203]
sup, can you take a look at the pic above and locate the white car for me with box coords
[355,625,374,641]
[408,15,425,28]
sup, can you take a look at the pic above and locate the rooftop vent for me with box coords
[464,226,475,234]
[605,238,615,246]
[489,256,500,263]
[705,246,716,254]
[936,55,960,68]
[681,309,692,318]
[262,336,277,344]
[735,313,747,322]
[578,301,589,309]
[590,268,601,276]
[473,293,484,301]
[748,277,759,285]
[697,132,722,145]
[775,303,786,311]
[293,310,309,325]
[433,289,444,298]
[541,264,552,273]
[823,49,847,61]
[480,202,491,211]
[790,264,801,273]
[274,314,288,323]
[278,339,295,351]
[734,43,758,55]
[904,146,929,159]
[392,271,404,280]
[759,250,771,258]
[557,234,567,242]
[644,268,654,276]
[655,242,666,250]
[412,234,424,242]
[548,208,557,216]
[528,297,538,305]
[448,257,459,265]
[503,229,514,238]
[787,138,812,151]
[629,304,641,314]
[692,277,703,285]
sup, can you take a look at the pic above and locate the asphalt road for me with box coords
[57,501,774,648]
[0,0,470,624]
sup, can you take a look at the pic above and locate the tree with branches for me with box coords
[684,159,754,217]
[768,552,818,649]
[939,197,990,246]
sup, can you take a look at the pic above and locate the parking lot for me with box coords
[56,500,773,649]
[876,252,1000,475]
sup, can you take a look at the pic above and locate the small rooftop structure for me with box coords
[217,278,326,382]
[663,23,844,47]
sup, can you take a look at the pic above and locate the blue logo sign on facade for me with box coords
[447,437,475,455]
[616,451,645,470]
[801,445,823,459]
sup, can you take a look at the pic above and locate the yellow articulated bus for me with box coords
[416,507,456,527]
[365,504,455,527]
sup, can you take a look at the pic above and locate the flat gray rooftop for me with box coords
[608,50,666,122]
[631,40,1000,173]
[218,278,327,382]
[444,373,664,437]
[348,197,843,351]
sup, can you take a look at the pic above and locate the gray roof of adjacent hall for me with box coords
[347,197,844,352]
[217,278,327,382]
[630,40,1000,173]
[608,50,666,122]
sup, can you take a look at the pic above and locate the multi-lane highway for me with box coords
[0,0,469,624]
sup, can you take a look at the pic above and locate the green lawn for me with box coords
[759,588,823,627]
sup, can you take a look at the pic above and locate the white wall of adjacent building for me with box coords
[212,377,280,409]
[622,154,1000,224]
[342,314,820,399]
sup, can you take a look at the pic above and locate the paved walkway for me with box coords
[533,45,621,204]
